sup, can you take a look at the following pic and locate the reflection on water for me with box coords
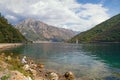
[0,43,120,79]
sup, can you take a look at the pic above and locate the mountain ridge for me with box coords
[69,13,120,43]
[15,18,76,42]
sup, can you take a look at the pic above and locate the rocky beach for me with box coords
[0,43,100,80]
[0,53,76,80]
[0,43,76,80]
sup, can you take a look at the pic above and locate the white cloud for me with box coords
[0,0,110,31]
[5,15,17,20]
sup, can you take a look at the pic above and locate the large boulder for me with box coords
[64,71,75,80]
[46,72,59,80]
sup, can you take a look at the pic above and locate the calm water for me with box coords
[0,43,120,79]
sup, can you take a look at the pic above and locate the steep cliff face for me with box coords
[15,18,76,42]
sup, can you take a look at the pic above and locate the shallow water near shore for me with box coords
[0,43,120,79]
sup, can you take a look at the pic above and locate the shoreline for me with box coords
[0,43,23,50]
[33,41,64,43]
[0,54,76,80]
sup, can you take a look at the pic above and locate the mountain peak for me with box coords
[15,18,76,42]
[23,18,36,23]
[26,18,35,21]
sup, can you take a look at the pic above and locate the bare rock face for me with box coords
[15,18,76,42]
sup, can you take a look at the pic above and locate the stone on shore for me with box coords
[64,71,75,80]
[23,64,30,71]
[0,54,77,80]
[38,64,44,68]
[46,72,59,80]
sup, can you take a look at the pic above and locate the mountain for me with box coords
[69,14,120,43]
[0,13,27,43]
[15,18,76,42]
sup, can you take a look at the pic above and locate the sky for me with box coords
[0,0,120,31]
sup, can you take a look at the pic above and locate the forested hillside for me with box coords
[0,13,27,43]
[69,14,120,43]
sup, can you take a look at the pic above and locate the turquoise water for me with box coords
[0,43,120,79]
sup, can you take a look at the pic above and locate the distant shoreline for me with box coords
[0,43,23,50]
[33,41,64,43]
[71,42,120,44]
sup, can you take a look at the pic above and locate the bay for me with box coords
[1,43,120,79]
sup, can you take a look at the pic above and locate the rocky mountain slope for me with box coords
[0,13,27,43]
[69,13,120,43]
[15,18,76,42]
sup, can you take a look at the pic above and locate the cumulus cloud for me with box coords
[0,0,109,31]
